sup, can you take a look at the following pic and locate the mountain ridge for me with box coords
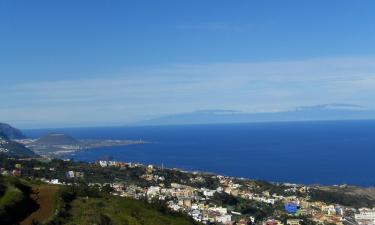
[134,104,375,126]
[0,123,27,139]
[34,133,81,146]
[0,133,38,158]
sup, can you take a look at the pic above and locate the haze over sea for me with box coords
[25,120,375,187]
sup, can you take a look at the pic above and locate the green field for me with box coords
[64,196,200,225]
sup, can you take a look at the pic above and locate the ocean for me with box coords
[24,120,375,187]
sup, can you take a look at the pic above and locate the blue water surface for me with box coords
[24,120,375,186]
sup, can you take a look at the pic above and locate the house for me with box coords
[147,186,160,198]
[178,197,192,208]
[49,179,60,184]
[237,219,251,225]
[355,208,375,225]
[202,188,216,197]
[209,206,228,215]
[99,160,108,167]
[15,164,22,169]
[66,171,75,178]
[216,214,232,224]
[287,219,301,225]
[108,161,117,167]
[264,219,283,225]
[75,171,84,178]
[12,169,21,177]
[1,168,9,175]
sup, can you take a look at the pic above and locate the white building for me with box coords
[147,186,161,198]
[99,161,108,167]
[216,214,232,224]
[355,208,375,225]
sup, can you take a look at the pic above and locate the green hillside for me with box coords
[34,133,81,146]
[0,176,200,225]
[0,123,26,139]
[45,184,202,225]
[0,176,39,224]
[0,133,38,158]
[64,196,200,225]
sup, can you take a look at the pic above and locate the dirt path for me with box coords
[20,185,60,225]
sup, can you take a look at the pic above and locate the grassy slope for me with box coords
[0,176,39,224]
[0,175,200,225]
[0,185,23,211]
[66,196,199,225]
[20,185,60,225]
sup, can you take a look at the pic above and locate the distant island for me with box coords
[134,104,375,126]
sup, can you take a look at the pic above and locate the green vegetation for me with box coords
[45,184,201,225]
[0,132,38,158]
[34,133,81,148]
[0,176,39,224]
[310,188,375,208]
[211,192,280,221]
[66,197,200,225]
[0,175,201,225]
[0,157,219,190]
[20,185,60,225]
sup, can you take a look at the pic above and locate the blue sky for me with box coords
[1,0,375,128]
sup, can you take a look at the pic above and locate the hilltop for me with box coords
[34,133,81,146]
[0,123,26,139]
[0,133,38,158]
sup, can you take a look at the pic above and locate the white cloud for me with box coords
[2,56,375,128]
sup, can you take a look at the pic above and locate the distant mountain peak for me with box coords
[134,104,375,126]
[0,128,37,158]
[35,133,80,145]
[0,122,27,139]
[296,103,366,111]
[191,109,241,115]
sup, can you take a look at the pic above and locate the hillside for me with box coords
[0,123,26,139]
[20,185,60,225]
[0,176,39,224]
[0,174,201,225]
[0,133,38,158]
[34,133,81,146]
[64,196,201,225]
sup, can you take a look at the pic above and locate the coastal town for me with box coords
[14,133,148,157]
[1,156,375,225]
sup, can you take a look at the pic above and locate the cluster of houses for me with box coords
[2,159,375,225]
[354,208,375,225]
[97,160,142,168]
[1,163,22,177]
[65,170,84,179]
[85,166,364,225]
[0,138,10,153]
